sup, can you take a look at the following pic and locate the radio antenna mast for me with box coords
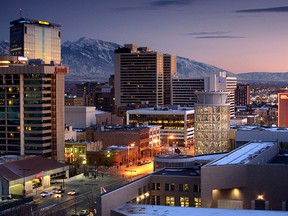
[19,9,22,18]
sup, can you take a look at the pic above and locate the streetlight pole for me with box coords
[125,169,136,181]
[19,168,30,197]
[127,143,135,166]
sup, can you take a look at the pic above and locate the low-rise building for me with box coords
[127,106,194,149]
[0,155,69,198]
[234,125,288,149]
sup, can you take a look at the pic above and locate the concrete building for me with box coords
[114,44,176,107]
[234,125,288,149]
[201,141,288,211]
[194,91,231,155]
[278,93,288,127]
[95,141,288,215]
[0,56,68,161]
[127,106,194,150]
[65,106,96,128]
[10,17,61,65]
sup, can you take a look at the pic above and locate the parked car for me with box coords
[79,210,90,215]
[143,159,151,164]
[40,191,53,197]
[137,161,144,166]
[67,189,78,196]
[50,179,58,184]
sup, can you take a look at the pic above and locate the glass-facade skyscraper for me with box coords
[10,17,61,65]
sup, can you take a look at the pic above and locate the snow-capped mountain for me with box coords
[2,37,287,84]
[0,37,234,82]
[62,37,120,81]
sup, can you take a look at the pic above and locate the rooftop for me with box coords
[112,204,288,216]
[233,125,288,132]
[207,141,275,166]
[152,167,200,177]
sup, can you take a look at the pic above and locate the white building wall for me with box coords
[65,106,96,128]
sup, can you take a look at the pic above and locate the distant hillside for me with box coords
[5,37,288,84]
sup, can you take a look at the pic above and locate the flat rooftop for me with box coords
[208,142,275,166]
[234,125,288,132]
[152,167,200,177]
[112,204,288,216]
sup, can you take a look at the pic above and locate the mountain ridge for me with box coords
[0,37,287,83]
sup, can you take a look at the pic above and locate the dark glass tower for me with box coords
[10,17,61,64]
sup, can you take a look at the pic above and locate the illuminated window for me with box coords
[180,197,189,207]
[165,196,175,206]
[194,197,201,207]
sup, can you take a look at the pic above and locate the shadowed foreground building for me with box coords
[96,141,288,215]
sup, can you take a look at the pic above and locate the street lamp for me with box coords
[19,168,30,197]
[127,143,135,166]
[125,169,136,181]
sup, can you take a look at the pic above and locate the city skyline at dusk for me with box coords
[1,0,288,73]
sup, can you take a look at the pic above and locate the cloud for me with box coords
[236,6,288,13]
[195,36,245,39]
[184,31,244,39]
[149,0,193,7]
[112,0,194,12]
[186,31,231,35]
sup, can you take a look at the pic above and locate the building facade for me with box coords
[65,106,96,129]
[127,106,194,150]
[85,125,156,159]
[235,84,250,106]
[0,56,68,161]
[10,17,61,65]
[114,44,176,107]
[172,73,237,117]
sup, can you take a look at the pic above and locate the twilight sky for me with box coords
[1,0,288,73]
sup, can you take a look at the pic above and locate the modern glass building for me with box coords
[10,17,61,65]
[0,56,68,161]
[194,91,231,155]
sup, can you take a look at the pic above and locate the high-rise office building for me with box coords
[0,56,68,161]
[10,17,61,65]
[114,44,176,107]
[172,72,237,117]
[235,84,250,106]
[163,54,176,105]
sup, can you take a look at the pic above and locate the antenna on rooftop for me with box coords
[19,8,22,18]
